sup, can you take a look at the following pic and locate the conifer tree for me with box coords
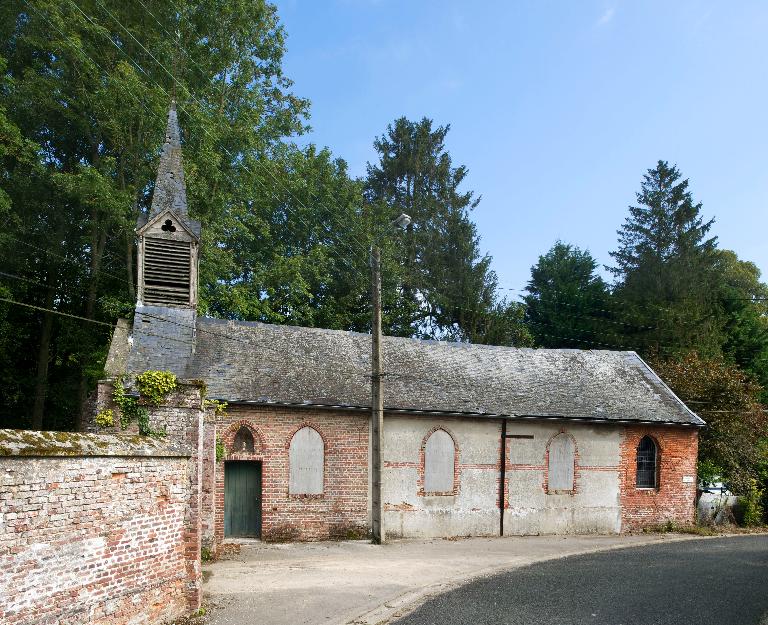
[609,160,720,355]
[525,242,613,349]
[365,117,504,342]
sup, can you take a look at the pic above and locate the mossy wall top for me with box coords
[0,429,189,458]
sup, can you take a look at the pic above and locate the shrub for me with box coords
[739,479,765,527]
[94,409,114,428]
[135,370,177,406]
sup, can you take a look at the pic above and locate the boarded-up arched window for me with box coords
[424,430,455,494]
[233,426,254,453]
[548,433,575,492]
[289,427,324,495]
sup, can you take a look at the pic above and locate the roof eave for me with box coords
[210,397,705,426]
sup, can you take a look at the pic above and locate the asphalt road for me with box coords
[392,535,768,625]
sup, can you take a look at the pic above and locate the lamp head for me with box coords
[393,213,412,229]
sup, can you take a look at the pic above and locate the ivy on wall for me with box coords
[215,436,225,462]
[103,371,179,436]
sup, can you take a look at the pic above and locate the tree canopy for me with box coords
[524,241,613,349]
[0,2,519,430]
[0,0,309,429]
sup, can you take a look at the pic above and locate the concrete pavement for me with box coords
[203,533,709,625]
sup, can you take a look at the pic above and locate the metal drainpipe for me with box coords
[499,418,506,537]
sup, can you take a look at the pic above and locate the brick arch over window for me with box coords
[233,426,254,452]
[422,428,457,495]
[289,426,324,495]
[546,431,577,493]
[222,420,264,457]
[636,435,660,488]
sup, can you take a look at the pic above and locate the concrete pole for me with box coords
[371,246,385,544]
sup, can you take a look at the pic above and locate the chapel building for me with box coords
[105,104,703,545]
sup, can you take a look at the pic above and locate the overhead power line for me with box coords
[77,0,375,271]
[0,296,116,328]
[0,266,685,357]
[15,2,768,369]
[22,0,369,297]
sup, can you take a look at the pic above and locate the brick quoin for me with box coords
[211,405,369,543]
[619,425,699,531]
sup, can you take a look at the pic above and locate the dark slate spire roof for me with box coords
[124,316,704,426]
[150,101,188,218]
[138,101,200,236]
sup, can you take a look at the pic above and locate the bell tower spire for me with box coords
[135,101,200,309]
[127,101,201,375]
[148,100,190,221]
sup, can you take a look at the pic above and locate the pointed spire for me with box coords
[149,100,188,219]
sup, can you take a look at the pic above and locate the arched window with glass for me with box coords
[636,436,658,488]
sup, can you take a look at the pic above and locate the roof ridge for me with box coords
[195,316,634,355]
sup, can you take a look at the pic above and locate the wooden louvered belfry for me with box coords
[136,101,200,309]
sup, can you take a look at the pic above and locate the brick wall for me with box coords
[0,438,188,624]
[0,382,205,625]
[619,425,699,531]
[211,405,369,542]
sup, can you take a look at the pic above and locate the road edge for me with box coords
[345,533,756,625]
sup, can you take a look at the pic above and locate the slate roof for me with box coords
[136,102,201,237]
[118,101,702,427]
[155,317,704,426]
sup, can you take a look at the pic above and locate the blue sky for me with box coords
[273,0,768,296]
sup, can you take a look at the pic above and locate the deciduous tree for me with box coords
[651,352,767,496]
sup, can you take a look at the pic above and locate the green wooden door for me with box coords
[224,461,262,538]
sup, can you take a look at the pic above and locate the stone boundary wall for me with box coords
[0,382,204,625]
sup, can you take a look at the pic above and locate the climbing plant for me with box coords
[111,370,177,436]
[135,370,178,406]
[205,398,228,416]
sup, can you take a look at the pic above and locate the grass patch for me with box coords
[643,520,768,536]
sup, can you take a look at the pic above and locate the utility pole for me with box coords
[370,213,410,545]
[370,245,385,544]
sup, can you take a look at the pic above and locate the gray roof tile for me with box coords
[169,317,702,426]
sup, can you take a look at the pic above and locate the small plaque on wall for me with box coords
[682,475,695,484]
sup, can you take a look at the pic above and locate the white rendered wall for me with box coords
[382,416,622,538]
[383,416,499,538]
[504,421,621,535]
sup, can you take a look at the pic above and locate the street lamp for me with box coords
[392,213,412,229]
[370,213,411,545]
